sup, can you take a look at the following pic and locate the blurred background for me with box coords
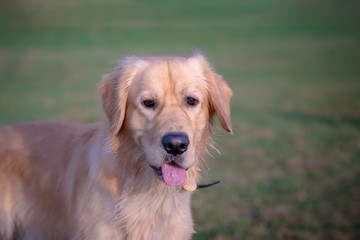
[1,0,360,239]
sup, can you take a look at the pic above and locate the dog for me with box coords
[0,53,232,240]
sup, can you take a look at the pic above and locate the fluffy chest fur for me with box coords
[73,178,194,240]
[116,185,193,240]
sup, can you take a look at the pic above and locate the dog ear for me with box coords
[98,56,148,135]
[188,53,233,133]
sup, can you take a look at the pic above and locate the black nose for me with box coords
[162,132,190,156]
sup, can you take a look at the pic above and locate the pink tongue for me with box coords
[162,163,187,186]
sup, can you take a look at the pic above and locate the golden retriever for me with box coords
[0,53,232,240]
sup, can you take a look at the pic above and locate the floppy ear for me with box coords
[189,54,233,133]
[98,56,148,135]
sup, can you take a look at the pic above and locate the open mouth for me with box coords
[151,162,187,186]
[151,165,164,180]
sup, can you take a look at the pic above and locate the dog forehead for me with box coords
[131,58,207,94]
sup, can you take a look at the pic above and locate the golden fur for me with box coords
[0,53,232,240]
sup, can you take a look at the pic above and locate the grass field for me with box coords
[1,0,360,239]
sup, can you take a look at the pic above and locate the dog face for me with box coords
[99,54,232,186]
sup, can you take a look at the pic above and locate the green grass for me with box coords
[1,0,360,239]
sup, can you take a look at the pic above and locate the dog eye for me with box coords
[143,99,155,108]
[186,97,199,106]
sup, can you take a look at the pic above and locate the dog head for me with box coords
[99,53,232,186]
